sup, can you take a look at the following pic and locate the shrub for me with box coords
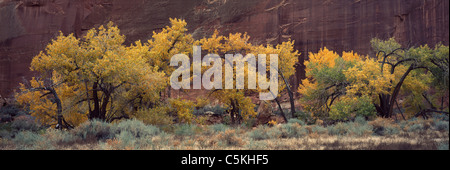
[287,119,306,126]
[434,120,449,131]
[209,124,229,133]
[329,96,376,121]
[431,113,449,121]
[72,119,113,141]
[0,129,12,139]
[216,129,243,147]
[169,98,195,124]
[354,116,367,125]
[328,122,348,136]
[248,125,271,140]
[437,141,449,150]
[310,125,328,134]
[328,121,373,136]
[10,115,41,132]
[0,104,28,123]
[112,119,160,138]
[43,129,79,145]
[13,131,45,148]
[174,124,199,136]
[348,123,373,136]
[277,123,307,138]
[245,139,268,150]
[407,123,424,132]
[294,110,315,125]
[135,107,173,126]
[193,105,228,116]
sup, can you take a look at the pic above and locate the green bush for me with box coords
[112,119,160,138]
[329,95,376,121]
[327,122,348,136]
[13,131,44,147]
[328,121,373,136]
[0,104,28,123]
[209,124,229,133]
[217,129,242,147]
[174,124,200,136]
[437,141,449,150]
[407,123,424,132]
[0,129,12,139]
[10,116,41,132]
[348,123,373,136]
[277,123,307,138]
[294,110,315,125]
[311,125,328,134]
[248,123,308,140]
[434,120,449,131]
[287,119,306,126]
[247,125,271,140]
[43,129,79,145]
[245,139,268,150]
[72,119,113,141]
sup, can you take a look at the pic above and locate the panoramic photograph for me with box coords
[0,0,448,159]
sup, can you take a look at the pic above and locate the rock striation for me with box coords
[0,0,448,97]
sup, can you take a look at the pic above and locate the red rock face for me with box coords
[0,0,449,97]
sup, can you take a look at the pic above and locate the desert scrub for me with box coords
[369,118,400,136]
[436,141,449,150]
[12,131,51,149]
[134,107,173,126]
[174,124,202,136]
[328,118,373,136]
[275,123,308,138]
[112,119,160,138]
[287,119,306,126]
[72,119,113,141]
[248,122,308,140]
[245,139,269,150]
[201,123,229,136]
[10,115,41,132]
[216,129,244,147]
[310,125,328,135]
[433,120,449,131]
[43,128,80,146]
[247,125,272,140]
[106,119,162,149]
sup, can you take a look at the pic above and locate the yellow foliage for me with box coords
[344,56,395,98]
[268,120,278,126]
[305,47,339,72]
[16,76,88,127]
[18,21,167,127]
[169,98,195,124]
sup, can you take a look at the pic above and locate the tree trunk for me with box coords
[376,65,414,118]
[278,70,296,118]
[274,98,288,122]
[90,82,101,120]
[100,91,111,121]
[49,88,63,130]
[387,65,414,118]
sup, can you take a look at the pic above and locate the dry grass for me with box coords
[1,118,448,150]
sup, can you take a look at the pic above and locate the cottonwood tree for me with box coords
[17,22,167,127]
[195,30,299,124]
[16,73,81,129]
[146,18,194,98]
[298,38,449,122]
[371,38,449,118]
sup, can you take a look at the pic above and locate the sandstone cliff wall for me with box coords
[0,0,448,97]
